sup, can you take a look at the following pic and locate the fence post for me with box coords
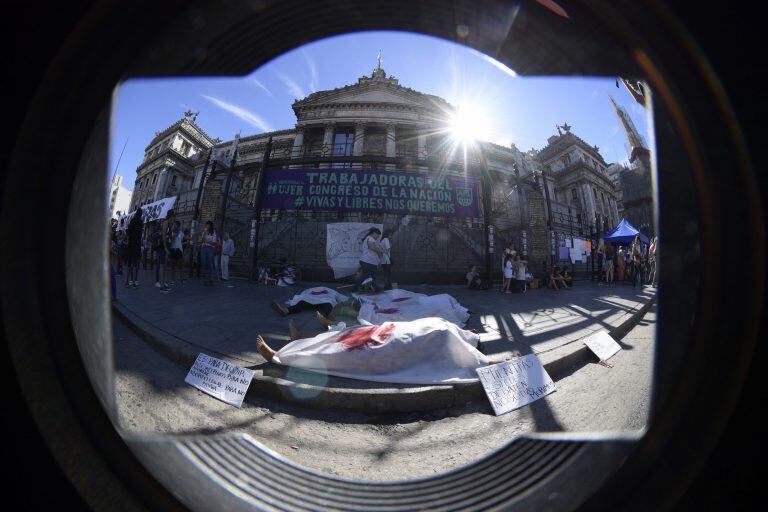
[250,137,273,281]
[190,149,214,278]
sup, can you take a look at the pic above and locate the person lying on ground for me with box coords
[256,317,521,385]
[271,286,349,318]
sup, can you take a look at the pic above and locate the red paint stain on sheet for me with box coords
[337,323,396,350]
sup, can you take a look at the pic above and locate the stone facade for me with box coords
[129,114,216,211]
[129,66,624,282]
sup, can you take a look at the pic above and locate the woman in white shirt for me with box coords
[357,227,384,291]
[379,229,393,289]
[515,255,527,292]
[502,254,514,293]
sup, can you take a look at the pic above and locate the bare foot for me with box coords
[316,310,332,329]
[288,319,305,341]
[270,300,288,317]
[256,335,276,362]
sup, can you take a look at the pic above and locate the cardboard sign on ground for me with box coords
[582,331,621,362]
[185,353,255,408]
[475,354,556,416]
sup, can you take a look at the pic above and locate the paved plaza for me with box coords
[113,268,655,411]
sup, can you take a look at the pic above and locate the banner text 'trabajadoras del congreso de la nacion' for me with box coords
[260,168,481,218]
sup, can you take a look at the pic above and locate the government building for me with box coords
[128,63,626,283]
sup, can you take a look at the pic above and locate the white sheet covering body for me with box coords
[356,289,427,304]
[285,287,349,307]
[272,318,488,384]
[357,291,470,327]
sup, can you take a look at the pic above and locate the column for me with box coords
[353,122,366,156]
[581,183,596,232]
[291,126,304,157]
[290,126,305,169]
[417,132,428,172]
[153,168,168,201]
[322,122,335,169]
[385,123,396,171]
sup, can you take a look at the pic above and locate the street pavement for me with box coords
[113,302,656,481]
[114,269,654,361]
[112,268,655,411]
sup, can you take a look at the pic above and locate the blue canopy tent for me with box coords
[602,218,649,245]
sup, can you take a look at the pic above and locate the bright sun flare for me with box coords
[448,105,493,145]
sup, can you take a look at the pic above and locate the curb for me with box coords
[113,290,656,414]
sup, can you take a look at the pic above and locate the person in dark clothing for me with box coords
[125,211,144,287]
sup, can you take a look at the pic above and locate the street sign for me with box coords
[185,353,255,408]
[582,331,621,362]
[475,355,556,416]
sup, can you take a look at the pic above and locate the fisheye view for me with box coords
[108,30,657,480]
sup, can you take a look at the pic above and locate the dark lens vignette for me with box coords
[4,2,759,510]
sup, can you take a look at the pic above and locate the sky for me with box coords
[110,30,650,192]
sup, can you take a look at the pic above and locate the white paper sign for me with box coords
[326,222,383,278]
[582,331,621,362]
[117,196,177,231]
[185,353,255,408]
[475,355,556,416]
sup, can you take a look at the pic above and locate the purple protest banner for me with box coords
[260,168,481,218]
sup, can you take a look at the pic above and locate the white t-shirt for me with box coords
[516,261,526,280]
[360,235,381,265]
[379,238,391,265]
[503,260,514,279]
[170,230,183,250]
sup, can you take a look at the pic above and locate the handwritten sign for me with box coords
[475,355,556,415]
[185,353,255,408]
[582,331,621,362]
[326,222,383,278]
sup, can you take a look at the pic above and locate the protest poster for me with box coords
[475,354,556,416]
[326,222,383,278]
[185,353,255,408]
[582,330,621,362]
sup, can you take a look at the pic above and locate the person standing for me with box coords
[648,236,658,286]
[221,232,235,281]
[502,243,516,281]
[605,242,615,284]
[182,228,191,276]
[502,254,514,293]
[357,227,384,291]
[169,220,185,285]
[125,211,144,288]
[631,235,643,287]
[597,239,605,284]
[514,254,528,293]
[379,229,393,289]
[617,245,626,284]
[199,221,219,286]
[154,210,174,292]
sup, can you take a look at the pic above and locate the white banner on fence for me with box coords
[582,330,621,362]
[117,196,177,231]
[184,353,255,408]
[326,222,383,279]
[475,354,556,416]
